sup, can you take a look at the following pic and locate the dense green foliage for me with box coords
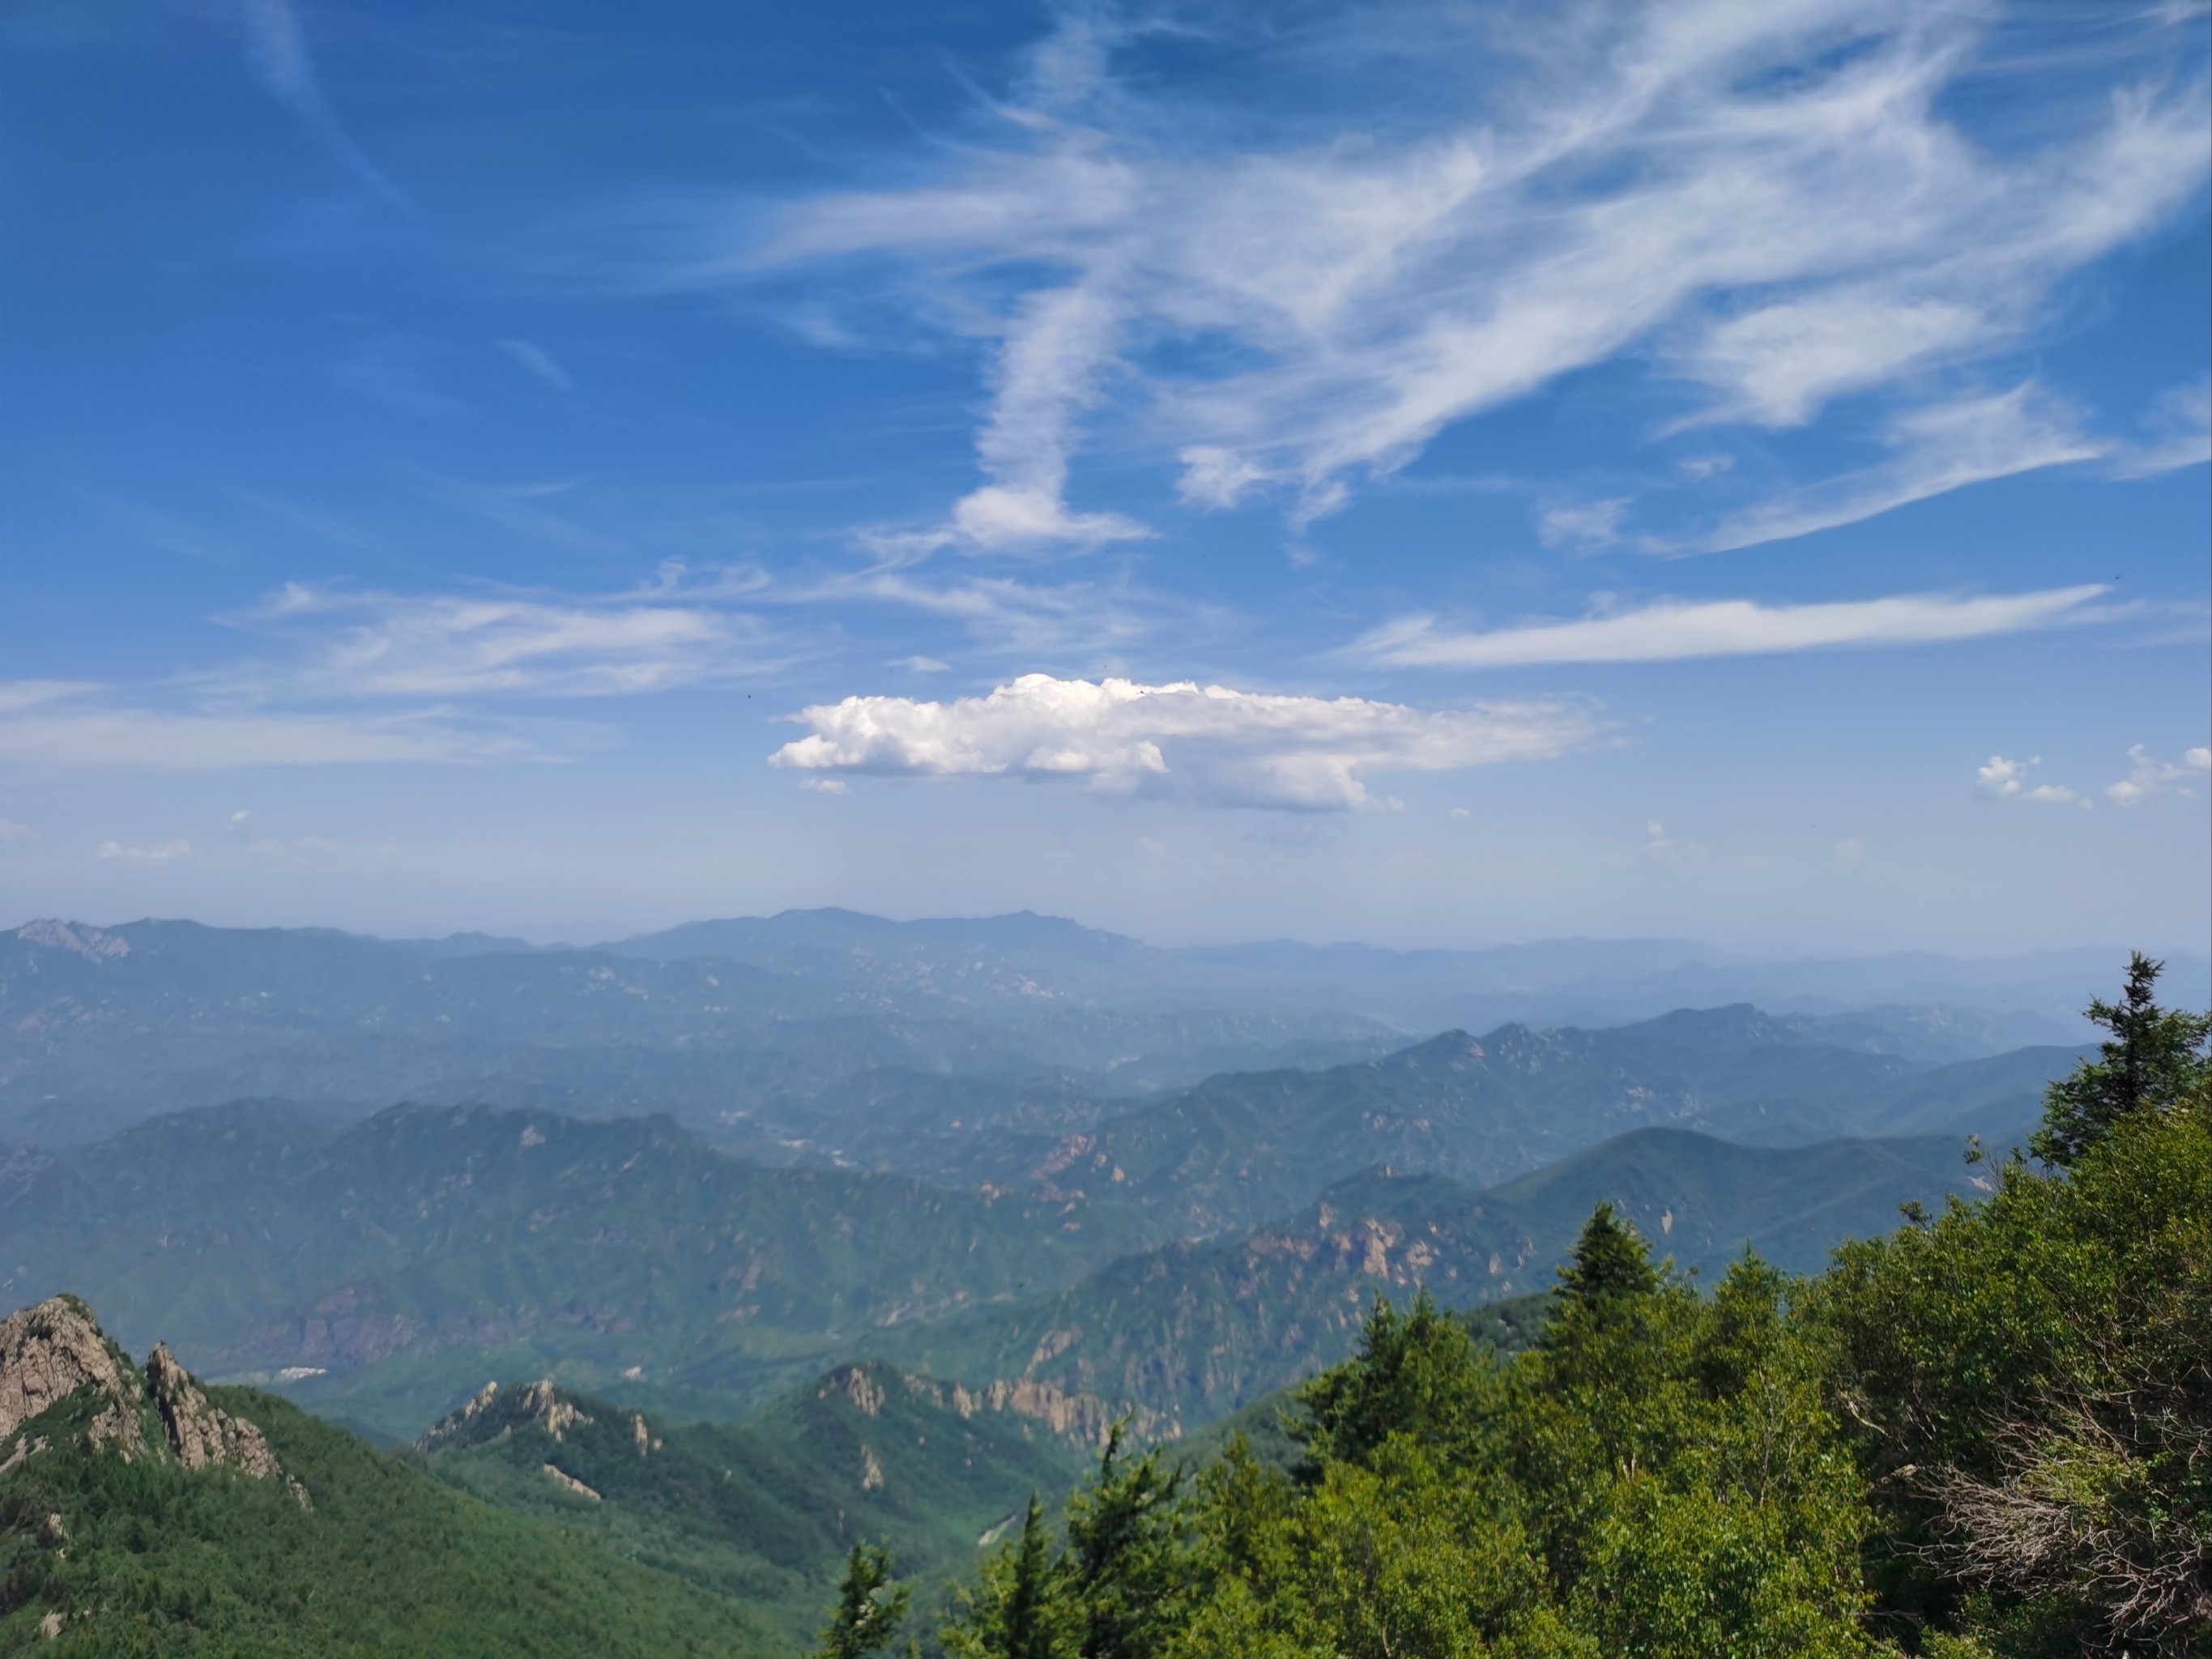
[906,967,2210,1657]
[0,1384,777,1657]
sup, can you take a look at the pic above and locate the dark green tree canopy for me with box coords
[1294,1291,1487,1474]
[815,1542,910,1659]
[1558,1200,1660,1305]
[2032,951,2211,1167]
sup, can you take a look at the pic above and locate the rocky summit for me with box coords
[0,1294,304,1501]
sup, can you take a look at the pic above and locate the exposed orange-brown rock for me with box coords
[146,1343,284,1479]
[0,1296,144,1458]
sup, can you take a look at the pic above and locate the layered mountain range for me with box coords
[1,910,2163,1654]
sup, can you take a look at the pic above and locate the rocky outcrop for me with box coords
[416,1377,593,1452]
[0,1297,303,1503]
[0,1296,145,1458]
[146,1344,286,1480]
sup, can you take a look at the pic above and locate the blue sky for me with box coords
[2,0,2207,952]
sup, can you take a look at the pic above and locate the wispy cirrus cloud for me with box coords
[210,578,782,701]
[1356,585,2112,669]
[494,338,575,392]
[235,0,404,206]
[1694,385,2106,553]
[769,672,1601,810]
[688,0,2207,551]
[2107,379,2212,479]
[0,682,589,772]
[0,572,784,772]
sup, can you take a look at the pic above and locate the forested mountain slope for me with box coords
[0,1299,776,1657]
[1007,1010,2065,1235]
[0,1102,1139,1437]
[411,1362,1097,1647]
[873,1124,1998,1427]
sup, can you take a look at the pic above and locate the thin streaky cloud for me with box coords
[1694,385,2105,554]
[494,339,576,392]
[211,581,784,702]
[0,696,599,772]
[1357,585,2112,669]
[237,0,406,207]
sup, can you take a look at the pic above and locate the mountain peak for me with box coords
[147,1341,292,1487]
[12,920,130,960]
[0,1295,143,1457]
[417,1376,602,1451]
[0,1296,302,1498]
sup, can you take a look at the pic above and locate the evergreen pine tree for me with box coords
[1063,1422,1187,1659]
[2032,951,2211,1166]
[943,1492,1076,1659]
[1558,1201,1659,1304]
[815,1542,909,1659]
[1294,1291,1487,1474]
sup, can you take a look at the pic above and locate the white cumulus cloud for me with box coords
[1976,755,2083,807]
[769,673,1601,811]
[2106,743,2210,805]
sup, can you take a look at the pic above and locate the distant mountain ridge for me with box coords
[4,911,2155,1155]
[982,1008,2075,1235]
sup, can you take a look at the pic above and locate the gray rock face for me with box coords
[0,1294,305,1502]
[146,1341,286,1481]
[0,1295,144,1456]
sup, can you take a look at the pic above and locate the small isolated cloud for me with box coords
[1639,819,1708,862]
[494,339,575,392]
[0,818,33,842]
[98,839,192,862]
[1677,454,1734,480]
[769,673,1601,811]
[1447,806,1470,820]
[1834,838,1869,867]
[1178,446,1273,510]
[1536,498,1628,551]
[1976,755,2085,807]
[893,655,952,674]
[799,776,849,794]
[1359,585,2108,669]
[2106,743,2210,806]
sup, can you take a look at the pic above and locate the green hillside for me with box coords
[411,1363,1095,1645]
[0,1102,1140,1438]
[1010,1009,2067,1235]
[0,1319,778,1657]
